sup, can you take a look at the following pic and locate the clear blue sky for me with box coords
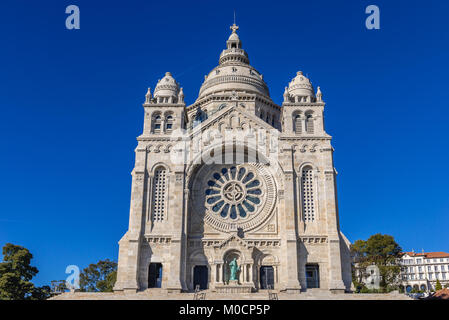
[0,0,448,287]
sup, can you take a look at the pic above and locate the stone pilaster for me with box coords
[324,169,345,293]
[282,169,302,293]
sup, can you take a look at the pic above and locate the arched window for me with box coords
[305,114,314,134]
[301,166,315,221]
[152,113,162,133]
[165,114,173,132]
[293,113,301,134]
[151,167,167,222]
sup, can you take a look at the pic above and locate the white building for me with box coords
[400,251,449,292]
[113,24,352,294]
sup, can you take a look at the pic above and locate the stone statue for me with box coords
[229,258,240,281]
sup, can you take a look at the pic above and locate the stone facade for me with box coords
[113,24,352,294]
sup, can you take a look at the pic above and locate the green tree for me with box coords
[0,243,50,300]
[435,279,442,291]
[351,234,402,291]
[79,259,117,292]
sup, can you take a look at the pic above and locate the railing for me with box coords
[267,285,278,300]
[193,285,206,300]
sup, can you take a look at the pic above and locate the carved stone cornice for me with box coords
[299,236,328,244]
[282,102,325,107]
[144,235,172,244]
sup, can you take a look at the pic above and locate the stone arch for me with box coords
[185,141,282,188]
[223,248,244,262]
[218,122,225,133]
[298,162,317,222]
[189,250,209,264]
[164,111,174,132]
[260,253,278,266]
[298,162,316,173]
[222,249,244,283]
[151,111,162,133]
[229,114,239,128]
[150,162,170,174]
[150,165,169,223]
[304,110,315,134]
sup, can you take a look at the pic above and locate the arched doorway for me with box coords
[406,285,412,293]
[420,284,427,291]
[260,266,274,289]
[148,263,162,288]
[193,266,208,290]
[306,264,320,288]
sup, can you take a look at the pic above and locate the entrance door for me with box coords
[148,263,163,288]
[260,266,274,289]
[306,264,319,288]
[193,266,208,290]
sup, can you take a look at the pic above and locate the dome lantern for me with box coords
[196,25,269,100]
[227,23,242,49]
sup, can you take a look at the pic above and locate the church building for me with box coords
[113,24,352,294]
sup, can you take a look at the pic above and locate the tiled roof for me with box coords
[402,251,449,258]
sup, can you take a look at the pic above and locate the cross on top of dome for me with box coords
[230,23,239,33]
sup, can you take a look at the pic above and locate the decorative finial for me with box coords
[230,23,239,34]
[316,86,323,102]
[178,87,184,103]
[283,86,289,103]
[145,87,152,104]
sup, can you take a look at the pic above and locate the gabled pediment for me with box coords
[189,104,277,139]
[214,234,252,250]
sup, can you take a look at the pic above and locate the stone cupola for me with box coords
[153,72,180,104]
[286,71,315,103]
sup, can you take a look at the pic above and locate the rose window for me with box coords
[205,166,262,220]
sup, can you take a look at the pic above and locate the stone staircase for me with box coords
[50,288,411,300]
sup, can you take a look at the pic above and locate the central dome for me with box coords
[197,24,270,100]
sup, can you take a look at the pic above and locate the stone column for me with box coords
[242,264,247,283]
[216,264,220,283]
[249,264,254,285]
[274,265,278,284]
[211,264,217,286]
[218,264,223,283]
[324,170,345,293]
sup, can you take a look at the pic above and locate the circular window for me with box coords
[193,163,277,232]
[204,166,262,220]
